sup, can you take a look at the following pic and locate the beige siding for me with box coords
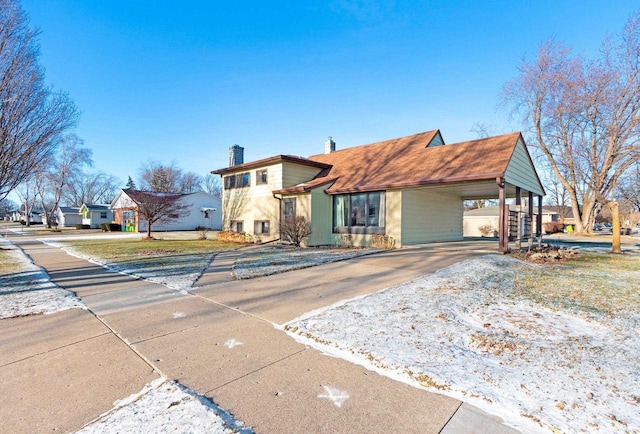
[400,188,463,245]
[504,139,545,196]
[385,190,402,245]
[282,163,324,188]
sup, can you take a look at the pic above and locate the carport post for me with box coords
[497,177,509,252]
[528,191,534,248]
[537,195,543,245]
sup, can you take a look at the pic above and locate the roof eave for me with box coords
[325,172,506,194]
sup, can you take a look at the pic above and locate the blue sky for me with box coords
[20,0,640,187]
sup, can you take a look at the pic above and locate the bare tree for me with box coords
[125,189,189,238]
[503,12,640,234]
[64,171,121,207]
[180,171,203,193]
[0,0,79,202]
[139,160,183,193]
[15,171,40,226]
[204,173,222,198]
[280,216,312,247]
[0,197,17,217]
[35,134,92,227]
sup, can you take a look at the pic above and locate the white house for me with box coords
[80,204,114,229]
[53,206,82,227]
[464,205,558,237]
[110,189,222,232]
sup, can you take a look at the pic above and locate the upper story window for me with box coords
[224,172,250,189]
[100,212,108,219]
[256,169,268,185]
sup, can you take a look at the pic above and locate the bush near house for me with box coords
[543,222,564,234]
[217,230,252,243]
[100,223,122,232]
[75,224,91,230]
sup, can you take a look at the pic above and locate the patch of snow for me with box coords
[76,379,251,433]
[0,238,85,319]
[41,238,211,292]
[284,254,640,433]
[233,248,380,279]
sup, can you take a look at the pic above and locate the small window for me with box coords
[256,169,268,185]
[231,220,244,233]
[100,212,108,219]
[254,220,270,235]
[203,210,209,218]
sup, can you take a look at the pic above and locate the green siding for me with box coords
[504,139,545,196]
[400,188,463,245]
[308,188,333,246]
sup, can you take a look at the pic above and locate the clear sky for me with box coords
[19,0,640,188]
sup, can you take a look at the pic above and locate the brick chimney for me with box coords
[324,136,336,154]
[229,144,244,166]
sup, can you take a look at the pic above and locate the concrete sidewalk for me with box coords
[1,232,518,433]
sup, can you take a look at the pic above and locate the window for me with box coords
[100,212,108,219]
[203,210,209,218]
[256,169,268,185]
[254,220,270,235]
[231,220,244,233]
[224,172,250,189]
[333,191,385,233]
[283,198,296,220]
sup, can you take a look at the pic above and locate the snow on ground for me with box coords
[41,238,212,292]
[0,237,85,319]
[233,247,380,279]
[76,378,251,434]
[283,254,640,434]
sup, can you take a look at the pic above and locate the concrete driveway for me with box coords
[1,230,516,434]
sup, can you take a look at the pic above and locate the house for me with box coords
[212,131,546,251]
[463,205,557,237]
[80,204,114,229]
[52,206,82,227]
[110,189,222,232]
[12,207,44,224]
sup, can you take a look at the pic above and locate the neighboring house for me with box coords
[53,206,82,227]
[544,205,576,225]
[110,189,222,232]
[463,205,558,237]
[13,207,44,224]
[212,131,546,251]
[80,204,114,229]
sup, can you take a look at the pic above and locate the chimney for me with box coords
[229,144,244,166]
[324,136,336,154]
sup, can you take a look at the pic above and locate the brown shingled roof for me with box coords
[211,155,331,175]
[275,130,523,194]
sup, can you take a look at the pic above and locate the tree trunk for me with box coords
[146,222,152,239]
[609,202,622,254]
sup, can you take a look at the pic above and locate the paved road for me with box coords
[0,229,518,433]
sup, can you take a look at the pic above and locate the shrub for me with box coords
[196,226,211,240]
[280,216,312,247]
[100,223,121,232]
[478,224,497,237]
[75,224,91,230]
[372,234,395,249]
[543,222,564,234]
[217,230,251,243]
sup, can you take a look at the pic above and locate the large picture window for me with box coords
[333,191,385,233]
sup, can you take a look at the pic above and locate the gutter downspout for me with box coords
[272,192,282,243]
